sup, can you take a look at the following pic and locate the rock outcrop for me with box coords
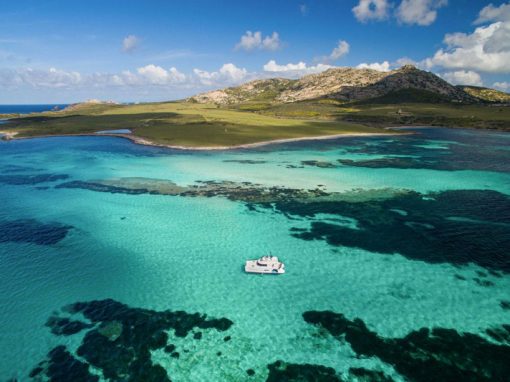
[188,65,494,105]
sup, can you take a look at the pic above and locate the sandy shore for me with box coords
[1,130,407,150]
[0,131,19,140]
[125,131,406,151]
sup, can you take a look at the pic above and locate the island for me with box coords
[1,65,509,149]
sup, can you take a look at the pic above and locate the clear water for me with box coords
[0,127,509,381]
[95,129,132,134]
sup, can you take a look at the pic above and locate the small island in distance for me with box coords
[2,65,509,149]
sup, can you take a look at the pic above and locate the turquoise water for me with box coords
[95,129,132,134]
[1,128,509,381]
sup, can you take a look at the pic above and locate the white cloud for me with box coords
[396,0,447,26]
[299,4,308,15]
[493,81,510,91]
[122,35,140,53]
[475,2,510,24]
[262,32,282,51]
[236,31,261,51]
[193,63,248,86]
[425,21,510,73]
[442,70,483,86]
[263,60,332,76]
[0,67,82,88]
[395,57,419,67]
[0,65,188,89]
[330,40,350,60]
[356,61,391,71]
[315,40,350,64]
[263,60,307,72]
[235,31,282,51]
[136,64,186,85]
[352,0,390,22]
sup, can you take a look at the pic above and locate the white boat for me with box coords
[245,255,285,274]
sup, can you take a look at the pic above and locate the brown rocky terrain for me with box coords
[188,65,505,105]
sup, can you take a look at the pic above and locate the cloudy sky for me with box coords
[1,0,509,103]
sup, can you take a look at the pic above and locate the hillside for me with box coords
[459,86,510,103]
[188,65,507,105]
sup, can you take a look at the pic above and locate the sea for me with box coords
[0,127,509,381]
[0,104,68,114]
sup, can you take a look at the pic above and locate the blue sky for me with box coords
[1,0,509,103]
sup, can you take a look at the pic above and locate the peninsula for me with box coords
[1,65,509,149]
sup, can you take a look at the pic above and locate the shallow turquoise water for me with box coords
[0,128,509,381]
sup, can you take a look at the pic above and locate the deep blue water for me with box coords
[0,104,68,114]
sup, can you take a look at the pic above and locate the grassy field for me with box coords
[253,99,510,130]
[2,98,508,148]
[1,101,389,148]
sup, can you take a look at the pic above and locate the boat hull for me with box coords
[244,259,285,274]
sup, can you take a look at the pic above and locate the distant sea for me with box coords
[0,104,68,114]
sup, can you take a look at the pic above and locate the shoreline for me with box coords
[125,130,407,150]
[0,130,408,151]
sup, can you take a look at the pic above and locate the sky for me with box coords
[0,0,509,103]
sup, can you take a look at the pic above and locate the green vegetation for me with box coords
[460,86,510,103]
[1,101,387,148]
[2,77,510,147]
[253,99,510,131]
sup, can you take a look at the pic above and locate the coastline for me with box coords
[0,130,407,151]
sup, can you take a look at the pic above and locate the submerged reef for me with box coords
[29,345,98,382]
[337,157,433,169]
[303,310,510,382]
[265,361,393,382]
[340,133,510,173]
[222,159,267,164]
[266,360,342,382]
[275,189,510,273]
[0,173,68,185]
[0,219,72,245]
[55,176,510,273]
[31,299,233,381]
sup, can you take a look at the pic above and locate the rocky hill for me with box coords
[459,86,510,103]
[188,65,507,105]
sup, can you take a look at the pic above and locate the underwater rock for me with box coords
[30,299,233,381]
[1,164,42,173]
[338,157,433,170]
[280,189,510,273]
[500,300,510,310]
[32,345,99,382]
[46,316,93,336]
[266,360,342,382]
[223,159,267,164]
[0,219,72,245]
[301,160,337,168]
[56,180,150,195]
[473,278,495,287]
[193,331,203,340]
[486,325,510,344]
[164,344,176,353]
[348,367,394,382]
[97,321,122,341]
[303,310,510,382]
[246,368,255,376]
[0,173,68,185]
